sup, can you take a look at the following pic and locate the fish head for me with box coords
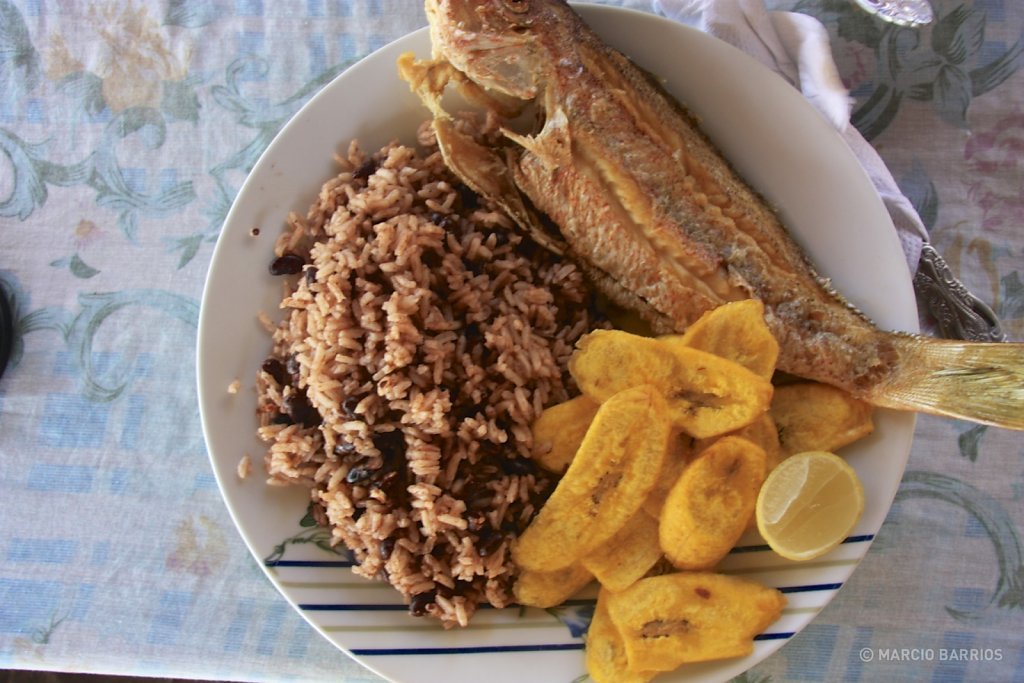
[425,0,558,101]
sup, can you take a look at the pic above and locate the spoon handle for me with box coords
[852,0,935,27]
[913,243,1008,343]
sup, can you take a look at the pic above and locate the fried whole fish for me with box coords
[399,0,1024,430]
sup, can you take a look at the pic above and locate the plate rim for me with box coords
[196,5,918,683]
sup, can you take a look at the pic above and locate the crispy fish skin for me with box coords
[404,0,1024,430]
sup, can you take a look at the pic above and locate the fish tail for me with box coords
[870,336,1024,430]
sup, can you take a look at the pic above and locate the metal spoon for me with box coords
[913,244,1007,343]
[852,0,934,27]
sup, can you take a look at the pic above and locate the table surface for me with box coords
[1,1,1021,682]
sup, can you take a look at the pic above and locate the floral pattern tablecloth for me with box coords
[0,1,1021,681]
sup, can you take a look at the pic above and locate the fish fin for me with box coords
[501,106,572,168]
[433,119,568,256]
[872,337,1024,430]
[397,52,453,119]
[399,53,566,255]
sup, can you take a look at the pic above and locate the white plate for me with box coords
[197,5,918,683]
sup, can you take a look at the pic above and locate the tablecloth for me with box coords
[1,1,1021,681]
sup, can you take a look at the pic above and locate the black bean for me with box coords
[420,248,443,270]
[269,253,304,276]
[409,590,436,617]
[490,229,510,248]
[341,395,361,419]
[285,355,301,385]
[380,537,396,561]
[493,415,512,435]
[270,412,293,425]
[333,440,356,457]
[466,511,487,532]
[500,456,536,476]
[345,465,375,485]
[428,212,455,230]
[456,183,479,210]
[284,392,321,428]
[304,266,317,285]
[475,440,504,462]
[454,404,478,422]
[373,430,406,458]
[477,530,505,557]
[500,518,521,535]
[353,159,378,181]
[261,358,290,386]
[516,235,542,260]
[466,488,494,512]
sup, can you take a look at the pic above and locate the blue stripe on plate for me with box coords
[267,535,877,567]
[351,632,797,656]
[730,533,875,554]
[778,582,843,594]
[842,534,876,544]
[299,582,839,611]
[755,631,796,641]
[353,643,585,655]
[300,603,409,611]
[300,600,576,611]
[265,560,354,568]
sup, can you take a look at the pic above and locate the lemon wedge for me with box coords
[755,450,865,561]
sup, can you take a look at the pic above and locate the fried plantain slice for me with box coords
[513,562,594,609]
[582,509,663,592]
[531,394,600,474]
[771,381,874,456]
[659,436,767,570]
[512,384,672,572]
[586,588,658,683]
[642,431,701,519]
[605,572,786,671]
[570,330,773,439]
[666,299,779,379]
[732,412,784,473]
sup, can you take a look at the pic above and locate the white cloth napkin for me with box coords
[650,0,928,274]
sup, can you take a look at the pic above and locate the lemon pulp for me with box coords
[755,450,865,561]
